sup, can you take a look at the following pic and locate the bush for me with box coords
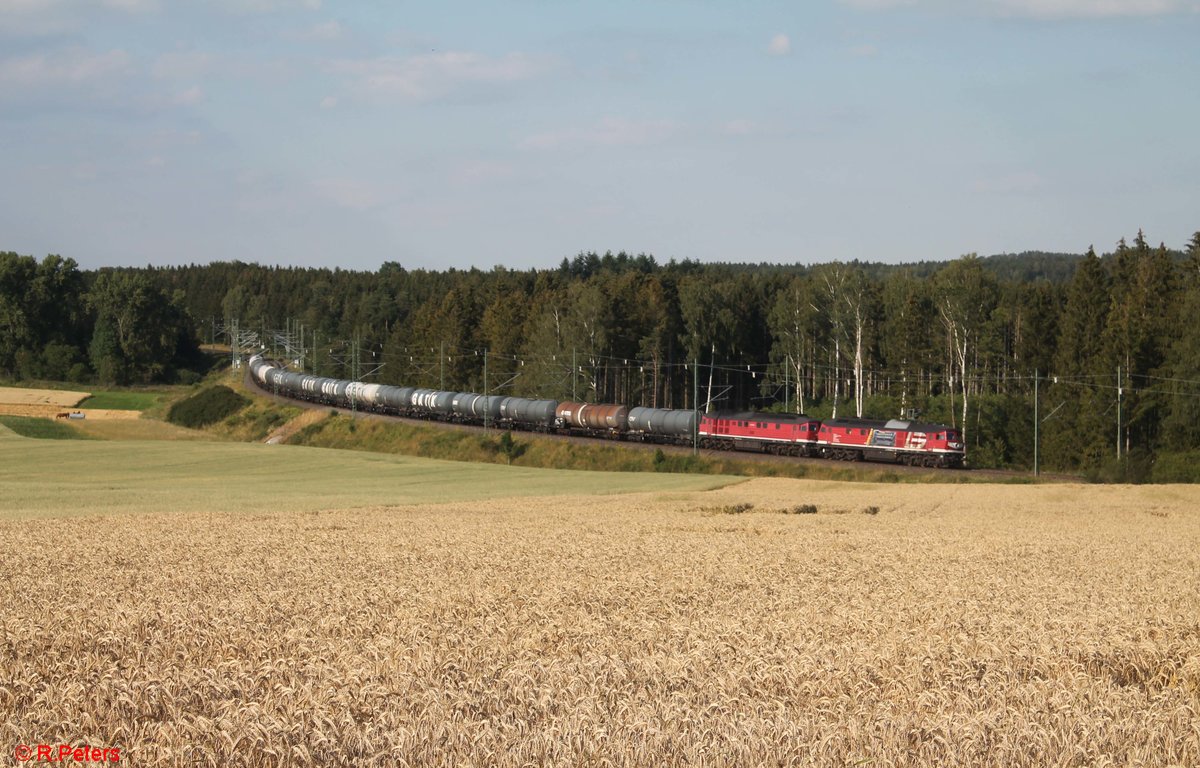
[718,503,755,515]
[40,342,82,381]
[167,385,249,429]
[1085,448,1154,484]
[497,431,525,464]
[653,450,707,474]
[1151,451,1200,483]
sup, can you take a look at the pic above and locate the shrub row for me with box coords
[167,385,249,429]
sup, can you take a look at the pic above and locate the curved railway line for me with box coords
[245,365,1056,482]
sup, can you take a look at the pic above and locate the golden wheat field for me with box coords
[2,479,1199,767]
[0,386,90,408]
[0,386,98,419]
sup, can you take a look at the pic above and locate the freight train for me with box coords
[249,354,966,468]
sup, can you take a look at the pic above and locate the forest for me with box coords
[3,227,1199,480]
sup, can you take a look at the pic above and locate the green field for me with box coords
[0,425,737,518]
[0,415,92,440]
[77,390,168,411]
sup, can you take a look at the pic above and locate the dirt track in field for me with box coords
[0,386,146,420]
[0,403,142,420]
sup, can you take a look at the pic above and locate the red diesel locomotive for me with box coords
[699,412,965,468]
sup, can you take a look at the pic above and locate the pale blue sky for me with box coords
[2,0,1197,270]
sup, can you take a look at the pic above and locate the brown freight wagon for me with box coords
[555,401,630,433]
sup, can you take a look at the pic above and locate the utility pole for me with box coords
[1033,369,1039,478]
[483,349,489,432]
[693,358,699,456]
[572,347,577,401]
[784,356,789,414]
[352,333,360,412]
[1116,365,1122,460]
[704,342,715,414]
[225,319,259,372]
[354,332,361,382]
[230,318,239,370]
[440,341,445,391]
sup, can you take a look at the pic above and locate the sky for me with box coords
[1,1,1198,272]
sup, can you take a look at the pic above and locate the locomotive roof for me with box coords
[704,410,816,423]
[824,417,957,433]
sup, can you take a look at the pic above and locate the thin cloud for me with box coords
[987,0,1194,17]
[172,85,203,105]
[523,117,679,150]
[973,170,1045,194]
[283,19,345,42]
[839,0,1198,16]
[0,0,155,12]
[213,0,321,13]
[722,119,760,136]
[449,161,515,185]
[310,177,383,210]
[151,51,216,80]
[151,49,293,84]
[0,47,132,86]
[99,0,158,11]
[327,50,556,103]
[0,0,154,37]
[839,0,919,8]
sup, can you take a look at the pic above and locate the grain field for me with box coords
[2,481,1198,766]
[0,386,90,408]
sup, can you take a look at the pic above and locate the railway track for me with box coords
[246,370,1063,482]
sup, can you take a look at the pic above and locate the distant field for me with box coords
[0,385,162,422]
[0,415,92,440]
[0,386,90,415]
[77,390,167,411]
[66,418,212,441]
[1,463,1196,766]
[0,426,736,518]
[0,385,90,407]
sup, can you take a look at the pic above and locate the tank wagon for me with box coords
[554,402,629,436]
[500,398,558,430]
[627,407,696,445]
[248,355,966,468]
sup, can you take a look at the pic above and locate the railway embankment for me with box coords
[240,367,1053,484]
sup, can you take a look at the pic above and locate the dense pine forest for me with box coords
[3,228,1199,480]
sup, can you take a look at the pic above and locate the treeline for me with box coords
[0,254,205,385]
[3,229,1199,478]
